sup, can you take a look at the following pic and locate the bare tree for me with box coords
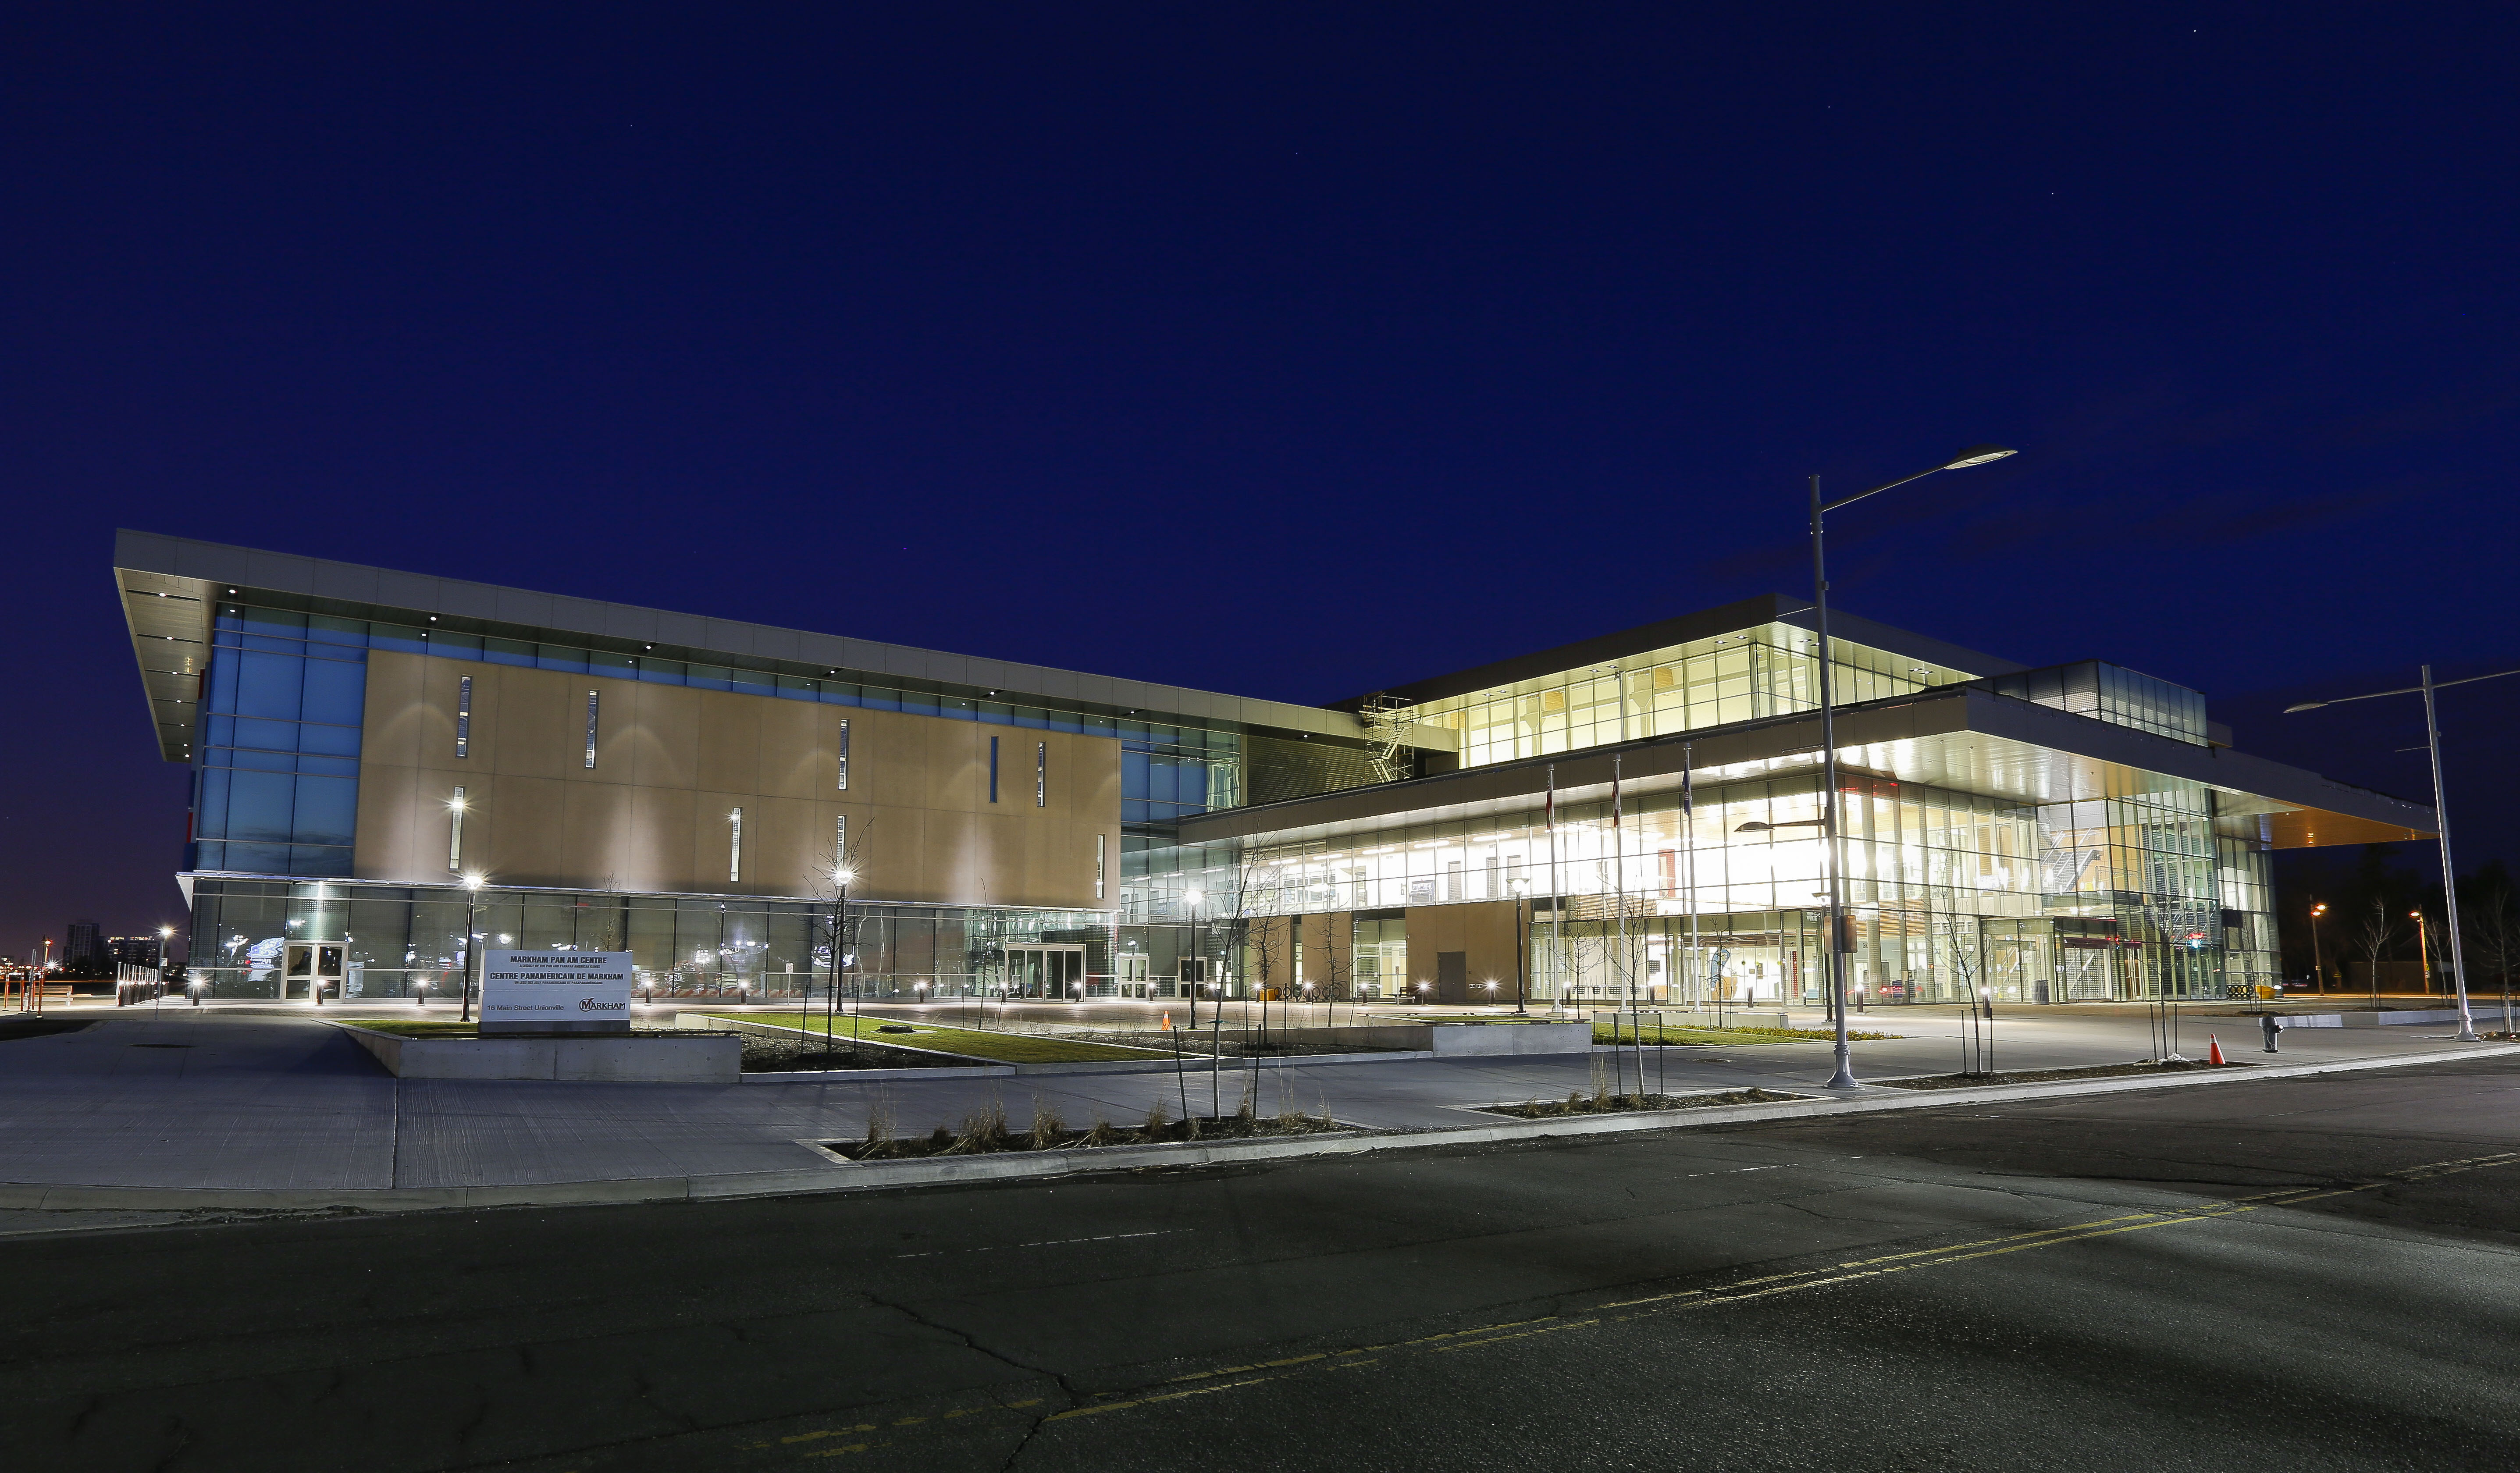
[1311,910,1351,1026]
[2464,877,2520,1033]
[2354,899,2402,1004]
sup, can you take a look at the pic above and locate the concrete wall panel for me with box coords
[354,650,1116,908]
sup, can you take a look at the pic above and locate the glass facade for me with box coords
[1967,661,2211,745]
[191,606,371,877]
[185,877,1111,1001]
[1130,765,2275,1003]
[1402,623,1975,770]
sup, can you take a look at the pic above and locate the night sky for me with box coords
[5,6,2517,953]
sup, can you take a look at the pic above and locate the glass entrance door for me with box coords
[1003,945,1086,999]
[284,942,344,1002]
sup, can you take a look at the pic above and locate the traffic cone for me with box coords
[1159,1013,1171,1031]
[2207,1035,2227,1066]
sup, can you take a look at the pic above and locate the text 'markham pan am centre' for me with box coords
[113,530,2431,1008]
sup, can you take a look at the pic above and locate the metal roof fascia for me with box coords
[110,530,1365,744]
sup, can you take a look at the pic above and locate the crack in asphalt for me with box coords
[851,1291,1081,1471]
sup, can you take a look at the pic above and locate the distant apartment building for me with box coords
[63,920,105,973]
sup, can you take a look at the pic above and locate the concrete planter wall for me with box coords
[340,1025,741,1082]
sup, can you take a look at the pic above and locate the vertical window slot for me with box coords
[448,786,466,872]
[728,807,744,884]
[1096,833,1106,900]
[456,676,472,758]
[584,690,599,769]
[988,737,999,804]
[836,718,851,791]
[1036,742,1046,807]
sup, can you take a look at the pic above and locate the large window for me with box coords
[1405,623,1973,771]
[190,607,370,877]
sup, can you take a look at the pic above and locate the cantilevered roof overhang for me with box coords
[112,529,1400,765]
[1329,593,2028,712]
[1178,685,2434,852]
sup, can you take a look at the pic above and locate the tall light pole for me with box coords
[2309,901,2327,992]
[459,873,484,1024]
[827,865,854,1056]
[1807,445,2017,1089]
[1184,887,1204,1029]
[2286,662,2520,1043]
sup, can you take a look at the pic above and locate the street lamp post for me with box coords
[1184,887,1204,1030]
[458,873,484,1023]
[1805,445,2017,1089]
[2309,902,2328,993]
[2286,662,2520,1043]
[827,865,854,1060]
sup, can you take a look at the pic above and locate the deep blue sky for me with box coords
[5,5,2516,950]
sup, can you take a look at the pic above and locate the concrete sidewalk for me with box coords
[0,1008,2507,1210]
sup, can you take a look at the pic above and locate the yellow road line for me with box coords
[1432,1318,1601,1352]
[777,1424,877,1445]
[788,1146,2520,1452]
[1046,1376,1278,1421]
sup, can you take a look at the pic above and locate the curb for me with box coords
[4,1042,2513,1216]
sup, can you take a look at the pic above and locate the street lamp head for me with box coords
[1184,889,1203,907]
[1942,445,2017,470]
[463,873,484,892]
[2282,700,2327,714]
[159,926,174,939]
[833,867,854,886]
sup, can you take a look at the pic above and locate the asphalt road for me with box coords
[6,1057,2517,1473]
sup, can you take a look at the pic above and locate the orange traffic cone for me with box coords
[1159,1013,1171,1031]
[2207,1035,2227,1066]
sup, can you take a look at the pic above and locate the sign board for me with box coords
[481,950,634,1029]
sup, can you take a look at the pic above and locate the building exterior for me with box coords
[63,920,104,974]
[115,531,2434,1006]
[106,936,163,970]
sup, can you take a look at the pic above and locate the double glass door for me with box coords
[284,942,344,1001]
[1002,945,1086,999]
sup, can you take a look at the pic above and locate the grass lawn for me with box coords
[698,1012,1171,1064]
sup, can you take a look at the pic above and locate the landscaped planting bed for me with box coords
[1875,1058,2249,1090]
[1591,1020,1903,1046]
[1479,1085,1812,1119]
[822,1097,1345,1160]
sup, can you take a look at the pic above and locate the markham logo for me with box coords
[580,998,627,1011]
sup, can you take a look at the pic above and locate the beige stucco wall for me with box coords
[352,650,1120,908]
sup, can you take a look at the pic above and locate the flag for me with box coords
[1680,743,1693,816]
[1612,754,1622,831]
